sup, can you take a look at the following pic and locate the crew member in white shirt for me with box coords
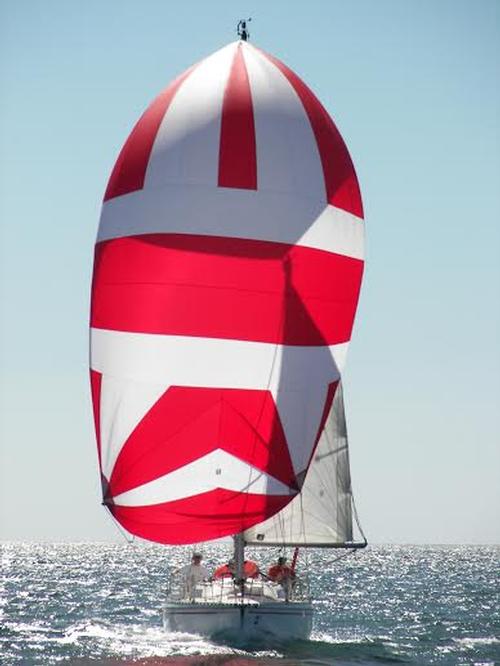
[181,552,209,596]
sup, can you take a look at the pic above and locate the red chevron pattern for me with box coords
[108,386,298,500]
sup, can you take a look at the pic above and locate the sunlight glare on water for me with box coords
[1,543,499,664]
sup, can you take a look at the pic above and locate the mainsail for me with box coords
[244,382,364,547]
[90,41,364,545]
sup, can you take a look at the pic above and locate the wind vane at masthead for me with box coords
[237,18,251,41]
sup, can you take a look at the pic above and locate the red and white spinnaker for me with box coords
[90,41,364,544]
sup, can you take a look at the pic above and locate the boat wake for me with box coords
[188,628,410,665]
[2,608,409,665]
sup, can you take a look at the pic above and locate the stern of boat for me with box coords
[163,577,313,639]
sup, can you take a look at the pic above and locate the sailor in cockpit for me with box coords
[180,552,209,594]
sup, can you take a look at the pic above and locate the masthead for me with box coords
[237,18,251,41]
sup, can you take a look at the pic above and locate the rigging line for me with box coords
[323,547,359,567]
[277,470,289,544]
[241,301,283,520]
[308,422,347,519]
[302,503,311,596]
[339,381,367,546]
[267,258,300,549]
[243,250,304,510]
[263,442,289,546]
[316,426,341,502]
[271,449,290,546]
[103,505,135,544]
[351,493,368,545]
[299,491,308,551]
[315,442,348,462]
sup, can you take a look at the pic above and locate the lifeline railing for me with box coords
[165,570,309,603]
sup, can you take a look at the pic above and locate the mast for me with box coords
[233,533,245,593]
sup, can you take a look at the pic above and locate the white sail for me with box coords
[244,382,362,547]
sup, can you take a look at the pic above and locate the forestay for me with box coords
[90,41,364,545]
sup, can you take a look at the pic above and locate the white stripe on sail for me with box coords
[91,329,346,392]
[144,43,236,189]
[111,449,296,506]
[99,376,166,480]
[242,43,325,201]
[297,205,364,260]
[91,329,347,474]
[97,187,364,260]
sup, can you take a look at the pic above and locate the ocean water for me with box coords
[1,543,498,665]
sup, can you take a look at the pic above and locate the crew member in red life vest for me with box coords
[267,556,295,583]
[213,559,260,579]
[213,559,236,579]
[242,559,259,579]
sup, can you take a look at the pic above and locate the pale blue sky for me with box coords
[1,0,499,543]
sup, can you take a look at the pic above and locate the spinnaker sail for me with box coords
[90,41,364,545]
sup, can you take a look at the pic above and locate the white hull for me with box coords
[163,600,313,639]
[163,578,313,639]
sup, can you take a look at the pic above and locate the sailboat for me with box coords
[90,25,366,639]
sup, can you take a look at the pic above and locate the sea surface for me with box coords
[1,543,498,665]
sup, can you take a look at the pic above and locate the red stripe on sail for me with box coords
[108,386,297,499]
[109,489,292,545]
[91,234,363,346]
[218,45,257,189]
[258,48,363,219]
[89,369,102,468]
[104,67,194,202]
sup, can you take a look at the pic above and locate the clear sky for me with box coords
[1,0,499,544]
